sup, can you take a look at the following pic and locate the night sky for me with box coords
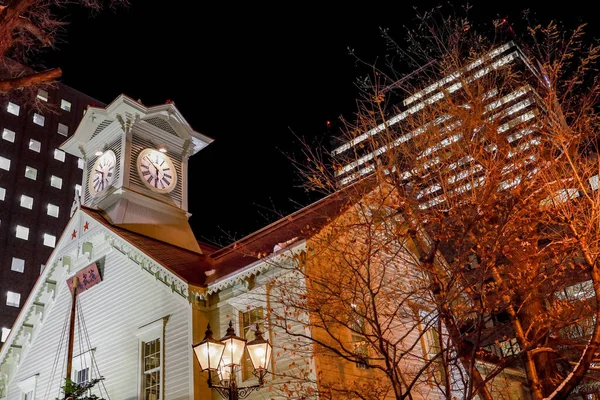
[38,0,600,245]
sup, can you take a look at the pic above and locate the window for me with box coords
[137,318,166,400]
[20,195,33,209]
[11,258,25,273]
[16,225,29,240]
[47,204,59,218]
[590,175,599,191]
[0,187,5,201]
[72,350,94,387]
[18,375,37,400]
[43,233,56,248]
[349,304,368,369]
[33,113,45,126]
[37,89,49,102]
[58,122,69,136]
[40,264,45,274]
[78,158,85,169]
[6,291,20,307]
[54,149,66,162]
[2,128,15,143]
[0,156,10,171]
[28,139,41,153]
[7,102,19,116]
[25,166,37,180]
[1,328,10,342]
[142,339,161,399]
[499,338,520,357]
[75,184,82,197]
[50,175,62,189]
[417,309,444,383]
[61,99,72,112]
[241,307,266,379]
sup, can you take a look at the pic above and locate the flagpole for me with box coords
[65,276,79,391]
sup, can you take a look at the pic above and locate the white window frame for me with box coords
[54,149,66,162]
[28,139,41,153]
[0,187,6,201]
[37,89,49,102]
[58,122,69,136]
[16,225,29,240]
[25,166,37,180]
[20,195,33,209]
[225,287,270,383]
[47,203,59,218]
[11,257,25,273]
[1,327,10,343]
[6,291,20,307]
[78,158,85,169]
[50,175,62,189]
[18,374,37,400]
[137,317,167,400]
[2,128,15,143]
[0,156,10,171]
[71,349,95,386]
[61,99,72,112]
[33,113,45,126]
[43,233,56,248]
[7,102,20,116]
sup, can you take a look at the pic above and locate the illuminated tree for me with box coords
[266,8,600,400]
[0,0,126,95]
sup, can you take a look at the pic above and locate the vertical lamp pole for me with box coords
[193,320,272,400]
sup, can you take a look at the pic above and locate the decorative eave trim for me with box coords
[206,240,306,295]
[103,232,190,300]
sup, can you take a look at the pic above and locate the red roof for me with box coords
[82,179,369,288]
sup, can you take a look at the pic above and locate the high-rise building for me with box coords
[0,82,102,344]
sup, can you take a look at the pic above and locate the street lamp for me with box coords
[193,320,273,400]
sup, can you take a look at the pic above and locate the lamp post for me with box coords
[193,320,273,400]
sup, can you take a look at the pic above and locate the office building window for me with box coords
[11,258,25,273]
[1,328,10,342]
[78,158,85,169]
[50,175,62,189]
[47,204,59,218]
[0,156,10,171]
[58,122,69,136]
[75,184,82,197]
[16,225,29,240]
[37,89,49,102]
[43,233,56,248]
[25,166,37,180]
[20,195,33,210]
[6,291,20,307]
[2,128,15,143]
[7,102,20,116]
[61,99,72,112]
[33,113,45,126]
[28,139,41,153]
[0,187,5,201]
[54,149,66,162]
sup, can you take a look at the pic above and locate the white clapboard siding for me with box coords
[5,246,192,400]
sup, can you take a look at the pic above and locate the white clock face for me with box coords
[88,150,116,196]
[136,148,177,193]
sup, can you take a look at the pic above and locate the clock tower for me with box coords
[60,95,213,253]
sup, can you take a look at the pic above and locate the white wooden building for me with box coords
[0,95,453,400]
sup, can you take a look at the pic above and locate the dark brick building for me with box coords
[0,83,102,344]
